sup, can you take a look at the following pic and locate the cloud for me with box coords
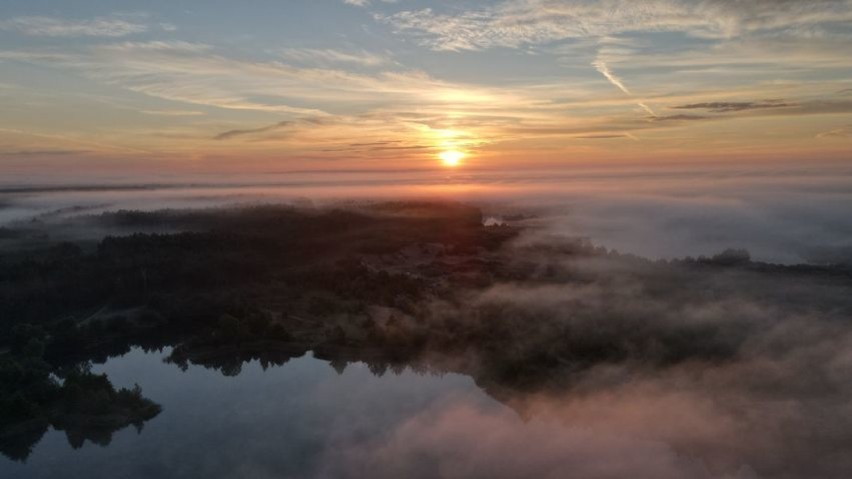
[0,15,148,37]
[636,102,656,117]
[278,48,389,67]
[592,59,656,117]
[343,0,398,7]
[140,110,205,116]
[672,100,796,112]
[378,0,852,51]
[573,134,633,139]
[214,121,293,140]
[592,59,631,95]
[817,125,852,138]
[0,41,518,120]
[0,41,571,153]
[0,41,407,116]
[0,149,87,157]
[651,114,707,121]
[662,99,852,120]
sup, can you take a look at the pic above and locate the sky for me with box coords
[1,0,851,177]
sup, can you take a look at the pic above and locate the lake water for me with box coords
[5,344,852,478]
[0,347,506,479]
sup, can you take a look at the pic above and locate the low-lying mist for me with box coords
[3,163,851,263]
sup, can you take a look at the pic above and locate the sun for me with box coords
[439,150,464,167]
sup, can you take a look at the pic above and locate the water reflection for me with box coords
[0,355,160,463]
[8,348,703,478]
[3,336,852,478]
[1,348,498,479]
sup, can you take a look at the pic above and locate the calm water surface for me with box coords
[0,347,504,478]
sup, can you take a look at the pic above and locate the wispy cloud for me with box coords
[635,102,656,117]
[672,100,796,112]
[0,149,87,157]
[0,15,148,37]
[651,114,706,122]
[817,125,852,138]
[574,134,636,140]
[378,0,852,51]
[592,59,631,95]
[343,0,398,7]
[279,48,389,67]
[214,121,293,140]
[592,59,656,117]
[0,41,534,123]
[140,109,205,117]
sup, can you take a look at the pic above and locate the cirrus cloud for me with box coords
[377,0,852,51]
[0,15,149,37]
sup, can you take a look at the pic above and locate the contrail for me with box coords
[637,102,656,116]
[592,59,656,117]
[592,59,631,95]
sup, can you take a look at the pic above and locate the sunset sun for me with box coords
[439,150,464,167]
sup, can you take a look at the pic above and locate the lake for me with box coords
[0,347,511,479]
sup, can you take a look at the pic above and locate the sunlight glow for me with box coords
[439,150,465,167]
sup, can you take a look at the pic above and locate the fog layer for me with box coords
[3,163,851,263]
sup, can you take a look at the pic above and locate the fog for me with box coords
[3,163,852,263]
[314,227,852,478]
[410,258,850,477]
